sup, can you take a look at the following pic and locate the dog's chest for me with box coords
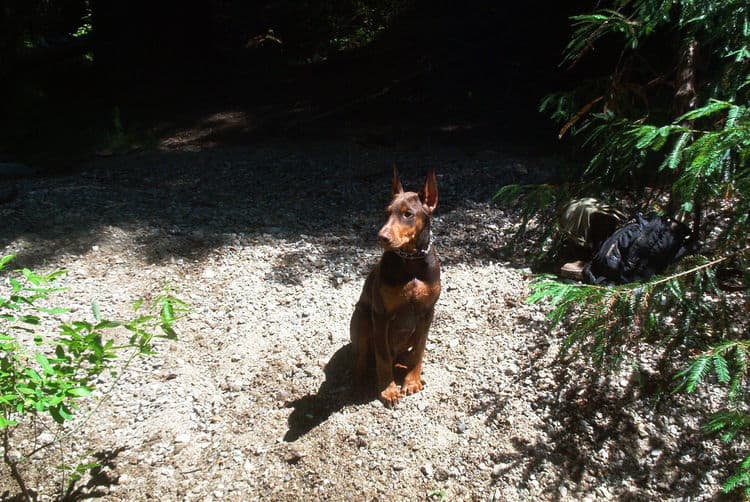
[381,278,440,314]
[402,277,430,299]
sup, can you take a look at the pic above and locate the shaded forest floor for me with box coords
[0,136,734,500]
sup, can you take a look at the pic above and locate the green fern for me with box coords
[529,0,750,494]
[675,354,712,393]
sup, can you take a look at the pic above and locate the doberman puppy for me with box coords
[350,168,441,407]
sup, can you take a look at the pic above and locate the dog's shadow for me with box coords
[283,343,374,442]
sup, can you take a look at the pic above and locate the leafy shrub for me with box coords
[0,254,187,500]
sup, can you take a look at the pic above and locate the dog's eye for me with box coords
[403,210,414,219]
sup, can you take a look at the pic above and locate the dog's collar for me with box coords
[391,230,434,260]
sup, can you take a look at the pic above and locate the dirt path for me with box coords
[0,140,729,500]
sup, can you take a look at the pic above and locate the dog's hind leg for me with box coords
[350,303,373,387]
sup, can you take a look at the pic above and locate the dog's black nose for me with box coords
[378,229,391,247]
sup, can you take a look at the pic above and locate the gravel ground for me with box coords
[0,139,736,500]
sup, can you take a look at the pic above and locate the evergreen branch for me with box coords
[558,96,604,139]
[648,252,744,288]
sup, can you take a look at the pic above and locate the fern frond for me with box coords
[675,354,712,393]
[676,99,734,122]
[714,352,731,383]
[665,131,692,170]
[722,464,750,494]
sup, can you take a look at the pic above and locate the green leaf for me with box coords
[634,125,661,149]
[36,353,54,376]
[37,307,69,315]
[72,321,93,332]
[0,394,19,404]
[160,300,175,325]
[23,368,43,383]
[677,354,712,393]
[0,254,15,271]
[18,315,40,325]
[160,324,177,340]
[723,467,750,494]
[713,353,730,383]
[16,384,36,395]
[0,416,18,428]
[8,277,21,292]
[666,131,691,170]
[66,387,92,398]
[44,269,67,281]
[677,99,733,122]
[49,405,73,423]
[92,300,101,322]
[94,320,122,330]
[21,268,42,286]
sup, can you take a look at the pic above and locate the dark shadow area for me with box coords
[1,1,576,170]
[0,446,124,502]
[62,447,126,501]
[0,1,577,271]
[0,491,35,501]
[0,140,558,275]
[472,336,740,499]
[284,343,373,442]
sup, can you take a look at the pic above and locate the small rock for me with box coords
[355,426,368,436]
[275,390,291,402]
[421,463,434,478]
[456,419,468,434]
[38,432,55,444]
[174,433,191,444]
[492,463,507,477]
[503,363,519,375]
[392,463,406,471]
[285,448,304,464]
[596,486,611,498]
[434,467,450,481]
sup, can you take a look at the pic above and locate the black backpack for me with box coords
[584,213,694,285]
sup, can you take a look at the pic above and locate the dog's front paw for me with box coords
[380,382,402,407]
[401,376,424,396]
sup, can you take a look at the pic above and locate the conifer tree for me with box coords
[506,0,749,494]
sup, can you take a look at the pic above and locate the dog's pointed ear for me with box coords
[391,165,404,196]
[420,169,438,214]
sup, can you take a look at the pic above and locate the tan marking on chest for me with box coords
[381,279,440,314]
